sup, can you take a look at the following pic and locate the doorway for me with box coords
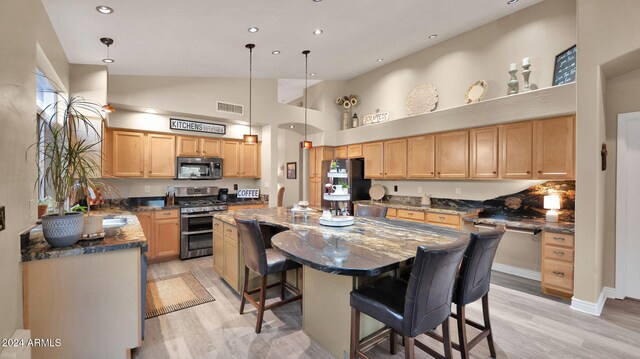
[616,111,640,300]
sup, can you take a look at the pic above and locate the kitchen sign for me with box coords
[237,189,260,199]
[170,118,226,135]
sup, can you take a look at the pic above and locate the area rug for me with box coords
[146,272,215,319]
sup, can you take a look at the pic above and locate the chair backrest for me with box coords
[403,239,469,337]
[234,215,268,275]
[454,225,506,305]
[355,204,388,218]
[277,187,285,207]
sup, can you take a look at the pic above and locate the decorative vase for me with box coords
[352,113,359,128]
[41,212,84,247]
[82,215,104,236]
[342,110,350,130]
[522,63,532,92]
[508,68,519,95]
[37,204,48,219]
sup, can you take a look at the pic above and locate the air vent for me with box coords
[217,101,244,115]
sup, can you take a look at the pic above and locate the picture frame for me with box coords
[552,45,577,86]
[286,162,297,179]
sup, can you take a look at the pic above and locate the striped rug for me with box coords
[146,272,215,319]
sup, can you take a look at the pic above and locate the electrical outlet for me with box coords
[234,184,238,190]
[394,185,398,192]
[0,206,5,232]
[144,186,150,193]
[417,186,422,193]
[455,187,462,195]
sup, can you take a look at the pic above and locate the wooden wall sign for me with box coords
[170,118,226,135]
[362,112,390,125]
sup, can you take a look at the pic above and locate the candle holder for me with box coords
[508,69,519,95]
[522,63,531,92]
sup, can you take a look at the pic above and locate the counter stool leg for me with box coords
[255,275,267,334]
[483,294,497,359]
[280,271,286,300]
[350,308,360,359]
[239,266,249,315]
[457,304,469,359]
[390,329,396,354]
[442,320,453,359]
[404,336,415,359]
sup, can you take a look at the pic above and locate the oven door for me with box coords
[180,212,214,259]
[176,157,214,180]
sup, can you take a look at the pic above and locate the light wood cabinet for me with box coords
[363,142,384,179]
[397,209,425,222]
[177,136,221,157]
[470,127,499,179]
[435,130,469,178]
[136,211,153,259]
[221,140,260,178]
[101,126,113,177]
[113,130,145,177]
[137,209,180,262]
[541,231,575,298]
[310,146,334,178]
[534,116,575,179]
[147,134,176,177]
[335,146,348,159]
[241,142,259,177]
[383,139,407,179]
[222,140,241,177]
[213,219,224,275]
[222,223,239,290]
[500,122,533,179]
[309,177,323,208]
[201,138,221,157]
[407,135,435,179]
[347,144,363,158]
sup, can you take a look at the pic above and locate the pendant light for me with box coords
[243,43,258,144]
[100,37,115,113]
[300,50,312,149]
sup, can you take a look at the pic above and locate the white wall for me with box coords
[277,128,304,206]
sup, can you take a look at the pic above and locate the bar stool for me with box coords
[426,225,506,359]
[349,239,470,359]
[234,215,302,333]
[355,204,388,218]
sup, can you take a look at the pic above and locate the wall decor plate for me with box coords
[369,184,385,201]
[465,80,488,104]
[405,83,439,116]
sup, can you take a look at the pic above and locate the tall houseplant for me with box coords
[34,78,105,247]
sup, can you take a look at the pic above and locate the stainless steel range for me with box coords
[175,186,227,260]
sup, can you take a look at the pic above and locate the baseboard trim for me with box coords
[492,263,541,281]
[570,286,616,316]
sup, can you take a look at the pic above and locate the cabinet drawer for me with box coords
[543,260,574,291]
[213,219,224,235]
[397,210,425,221]
[223,223,238,241]
[426,212,460,226]
[543,232,574,249]
[348,144,363,158]
[543,246,574,263]
[386,208,398,218]
[154,209,178,219]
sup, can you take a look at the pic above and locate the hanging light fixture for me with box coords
[243,43,258,144]
[100,37,115,113]
[300,50,313,149]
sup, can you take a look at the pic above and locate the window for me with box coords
[36,69,57,199]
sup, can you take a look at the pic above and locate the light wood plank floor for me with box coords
[135,257,640,359]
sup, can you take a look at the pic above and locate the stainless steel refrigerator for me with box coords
[320,158,371,215]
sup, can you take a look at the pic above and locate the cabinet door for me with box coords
[177,136,200,156]
[407,135,435,179]
[222,140,241,177]
[241,143,259,178]
[153,217,180,259]
[500,122,533,179]
[213,220,224,275]
[315,147,334,178]
[335,146,348,159]
[136,212,154,259]
[534,116,575,179]
[147,134,176,178]
[308,148,318,178]
[347,144,363,158]
[363,142,384,179]
[113,131,145,177]
[383,139,407,179]
[436,130,469,178]
[470,127,499,178]
[223,224,239,290]
[200,138,221,157]
[311,177,324,208]
[101,127,113,177]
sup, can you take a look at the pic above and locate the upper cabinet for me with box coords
[177,136,200,156]
[500,122,533,179]
[147,134,176,177]
[347,144,363,158]
[113,130,146,177]
[201,138,221,157]
[222,140,241,177]
[222,140,261,178]
[407,135,435,179]
[177,136,221,157]
[383,139,407,179]
[241,142,259,178]
[534,116,575,179]
[470,127,499,179]
[335,146,348,159]
[309,147,334,178]
[436,130,469,178]
[363,142,384,179]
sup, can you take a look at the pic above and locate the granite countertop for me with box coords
[216,208,469,276]
[462,215,575,234]
[353,200,481,216]
[129,205,181,212]
[21,208,148,262]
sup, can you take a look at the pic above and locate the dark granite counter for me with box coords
[353,200,481,216]
[21,208,148,262]
[216,208,469,276]
[227,200,268,206]
[463,215,574,234]
[129,205,180,212]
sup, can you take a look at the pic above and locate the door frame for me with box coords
[615,111,640,299]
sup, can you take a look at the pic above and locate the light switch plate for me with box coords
[0,206,5,232]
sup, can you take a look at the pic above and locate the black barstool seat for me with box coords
[265,248,300,274]
[350,277,407,332]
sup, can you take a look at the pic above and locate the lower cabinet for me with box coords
[541,231,575,298]
[355,204,469,230]
[136,209,180,262]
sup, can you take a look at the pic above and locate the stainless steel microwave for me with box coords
[176,157,222,180]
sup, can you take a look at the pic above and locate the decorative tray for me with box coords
[319,216,355,227]
[290,207,314,213]
[79,232,106,241]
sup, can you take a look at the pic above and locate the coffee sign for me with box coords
[237,189,260,199]
[170,118,226,135]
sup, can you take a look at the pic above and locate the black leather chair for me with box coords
[234,215,302,334]
[426,225,506,359]
[350,239,470,359]
[355,204,388,218]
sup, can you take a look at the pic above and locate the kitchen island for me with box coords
[216,207,469,359]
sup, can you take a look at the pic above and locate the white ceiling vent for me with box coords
[217,101,244,115]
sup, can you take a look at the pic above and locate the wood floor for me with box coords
[135,257,640,359]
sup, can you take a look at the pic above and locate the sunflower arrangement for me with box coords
[336,95,358,109]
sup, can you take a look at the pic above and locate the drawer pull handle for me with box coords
[553,237,565,241]
[408,213,413,216]
[439,216,446,220]
[553,251,565,256]
[552,271,565,277]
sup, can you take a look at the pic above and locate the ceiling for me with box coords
[43,0,542,81]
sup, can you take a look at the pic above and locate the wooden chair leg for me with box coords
[239,266,249,314]
[350,308,360,359]
[404,336,415,359]
[280,271,286,300]
[255,275,267,334]
[442,319,453,359]
[298,268,304,314]
[457,304,470,359]
[483,294,497,359]
[390,328,396,355]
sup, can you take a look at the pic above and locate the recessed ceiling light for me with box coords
[248,27,259,33]
[312,0,322,2]
[428,34,438,39]
[377,58,384,62]
[143,108,158,114]
[102,58,115,63]
[507,0,518,4]
[96,6,113,14]
[309,73,317,77]
[272,50,280,55]
[313,29,323,35]
[289,125,295,128]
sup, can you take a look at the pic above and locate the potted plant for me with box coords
[33,78,105,247]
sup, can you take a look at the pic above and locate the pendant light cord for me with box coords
[303,50,310,141]
[249,46,252,136]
